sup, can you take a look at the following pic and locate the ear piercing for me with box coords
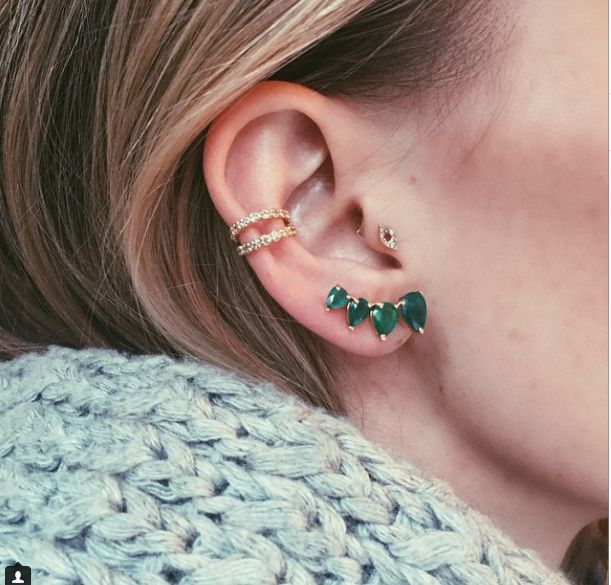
[325,285,427,341]
[358,224,399,250]
[230,210,400,256]
[378,225,398,249]
[229,209,426,341]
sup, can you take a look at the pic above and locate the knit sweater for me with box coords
[0,345,574,585]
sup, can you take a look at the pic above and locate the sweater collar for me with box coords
[0,345,573,584]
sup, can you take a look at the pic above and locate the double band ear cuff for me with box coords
[325,285,427,341]
[229,208,297,256]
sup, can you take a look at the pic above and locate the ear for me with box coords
[203,80,417,356]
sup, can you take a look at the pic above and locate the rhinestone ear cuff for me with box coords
[229,208,297,256]
[325,285,427,341]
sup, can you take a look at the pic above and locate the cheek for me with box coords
[430,107,608,507]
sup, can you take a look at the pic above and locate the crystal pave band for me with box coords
[229,208,291,241]
[229,208,297,256]
[237,225,297,256]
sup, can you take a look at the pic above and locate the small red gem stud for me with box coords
[378,225,398,250]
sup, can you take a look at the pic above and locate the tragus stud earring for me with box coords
[325,284,427,341]
[378,225,398,250]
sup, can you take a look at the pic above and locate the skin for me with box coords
[203,0,607,571]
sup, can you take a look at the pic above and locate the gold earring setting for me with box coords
[325,284,427,341]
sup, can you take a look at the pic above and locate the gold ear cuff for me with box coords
[229,208,297,256]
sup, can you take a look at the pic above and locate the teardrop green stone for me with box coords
[347,297,370,327]
[370,302,398,338]
[326,285,349,309]
[399,291,427,333]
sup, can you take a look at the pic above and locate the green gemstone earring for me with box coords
[370,301,399,339]
[325,284,427,341]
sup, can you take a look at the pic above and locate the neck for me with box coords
[329,343,603,572]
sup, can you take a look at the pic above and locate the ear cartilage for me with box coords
[325,285,427,340]
[229,208,297,255]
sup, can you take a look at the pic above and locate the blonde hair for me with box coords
[0,0,498,413]
[0,2,605,581]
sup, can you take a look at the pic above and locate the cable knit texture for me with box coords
[0,345,574,585]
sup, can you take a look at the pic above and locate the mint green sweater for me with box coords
[0,345,574,584]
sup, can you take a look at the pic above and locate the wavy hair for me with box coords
[0,1,604,581]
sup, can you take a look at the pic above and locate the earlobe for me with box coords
[202,81,422,357]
